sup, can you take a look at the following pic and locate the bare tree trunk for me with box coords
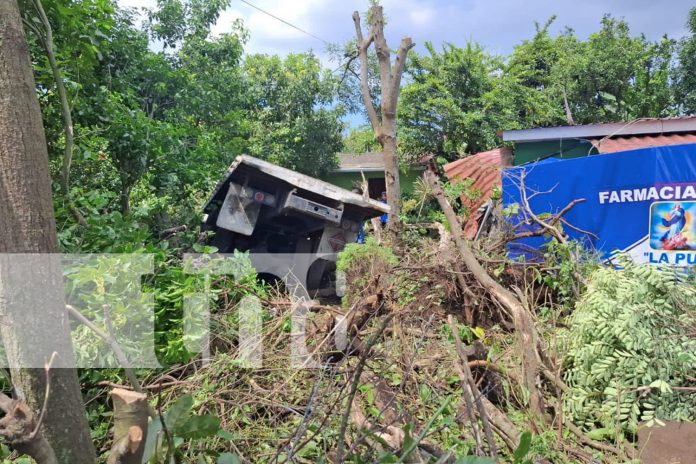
[562,86,575,126]
[120,181,131,216]
[381,133,401,224]
[0,2,96,462]
[353,5,414,227]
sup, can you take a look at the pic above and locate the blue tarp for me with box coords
[502,143,696,265]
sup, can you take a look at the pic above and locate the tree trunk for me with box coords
[0,2,96,463]
[353,5,413,227]
[381,133,401,221]
[120,182,131,215]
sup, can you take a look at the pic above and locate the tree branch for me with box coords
[31,0,88,227]
[0,354,58,464]
[66,305,146,397]
[424,170,545,418]
[448,316,490,457]
[352,11,381,135]
[387,37,414,116]
[370,6,392,115]
[335,312,393,462]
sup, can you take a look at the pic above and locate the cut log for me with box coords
[107,388,149,464]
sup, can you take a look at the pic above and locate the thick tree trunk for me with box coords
[381,134,401,219]
[0,2,96,463]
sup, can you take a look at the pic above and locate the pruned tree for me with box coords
[0,1,96,462]
[353,5,414,223]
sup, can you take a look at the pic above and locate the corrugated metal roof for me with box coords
[444,147,513,239]
[591,134,696,153]
[502,116,696,143]
[335,152,384,172]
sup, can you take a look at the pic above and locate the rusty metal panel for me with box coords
[592,134,696,154]
[443,147,512,239]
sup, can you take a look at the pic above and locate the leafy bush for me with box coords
[563,259,696,435]
[336,237,398,275]
[337,238,398,308]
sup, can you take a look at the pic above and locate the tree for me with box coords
[399,42,500,159]
[353,5,414,222]
[563,16,674,122]
[343,125,380,153]
[0,1,96,462]
[243,53,344,177]
[674,7,696,113]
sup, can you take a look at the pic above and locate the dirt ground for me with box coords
[638,421,696,464]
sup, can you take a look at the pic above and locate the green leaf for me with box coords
[513,431,532,464]
[453,457,496,464]
[175,414,220,439]
[401,424,415,459]
[216,429,235,440]
[217,453,241,464]
[165,394,193,432]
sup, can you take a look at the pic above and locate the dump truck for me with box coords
[201,155,389,294]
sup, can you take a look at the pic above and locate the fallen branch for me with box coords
[159,225,187,239]
[66,305,144,395]
[424,170,545,418]
[448,316,496,458]
[565,420,623,456]
[335,313,394,462]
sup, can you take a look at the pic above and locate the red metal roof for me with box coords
[591,134,696,153]
[444,147,512,239]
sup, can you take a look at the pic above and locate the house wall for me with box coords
[323,169,424,197]
[513,140,599,165]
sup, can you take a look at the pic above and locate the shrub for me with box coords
[336,238,398,308]
[563,258,696,436]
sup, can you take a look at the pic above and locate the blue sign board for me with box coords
[502,143,696,265]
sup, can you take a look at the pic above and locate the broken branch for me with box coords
[424,170,545,418]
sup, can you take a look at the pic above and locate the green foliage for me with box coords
[152,250,265,366]
[147,0,232,48]
[674,7,696,113]
[337,238,398,308]
[538,239,599,306]
[397,15,680,161]
[244,53,344,177]
[343,125,380,153]
[512,430,533,464]
[337,237,398,273]
[142,394,224,463]
[399,42,501,159]
[563,258,696,436]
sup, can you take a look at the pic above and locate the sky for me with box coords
[118,0,694,64]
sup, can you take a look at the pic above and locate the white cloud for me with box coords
[116,0,693,60]
[409,7,436,29]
